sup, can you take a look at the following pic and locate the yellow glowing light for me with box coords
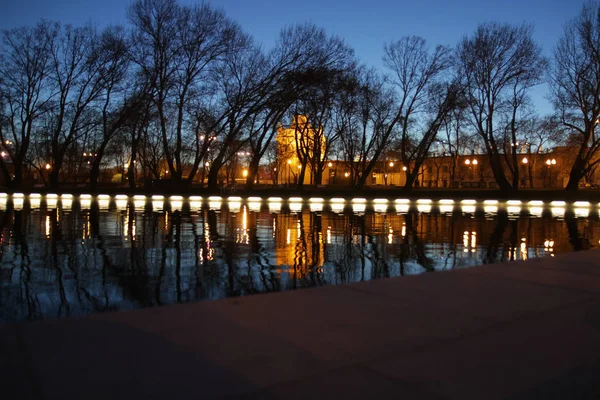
[328,162,333,168]
[389,161,394,167]
[465,159,471,165]
[522,157,528,164]
[45,163,51,170]
[472,159,478,165]
[242,169,248,177]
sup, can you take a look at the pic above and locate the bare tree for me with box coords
[0,21,55,187]
[457,22,547,191]
[129,0,238,184]
[551,1,600,190]
[45,23,107,189]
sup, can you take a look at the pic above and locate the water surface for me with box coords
[1,195,598,323]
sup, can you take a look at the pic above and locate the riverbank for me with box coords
[3,185,600,202]
[3,250,600,399]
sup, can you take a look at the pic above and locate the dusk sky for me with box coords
[1,0,586,114]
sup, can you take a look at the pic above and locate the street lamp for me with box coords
[522,157,528,164]
[465,159,471,165]
[45,163,51,170]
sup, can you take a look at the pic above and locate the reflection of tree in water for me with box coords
[565,213,590,251]
[484,212,509,264]
[4,202,600,322]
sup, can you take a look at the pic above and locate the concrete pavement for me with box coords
[2,250,600,399]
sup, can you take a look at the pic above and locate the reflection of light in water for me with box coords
[440,205,453,213]
[551,200,566,207]
[352,204,366,213]
[529,200,543,206]
[228,201,241,213]
[189,200,202,211]
[388,227,393,244]
[396,204,409,213]
[462,199,476,205]
[289,201,302,213]
[484,205,497,214]
[131,216,136,241]
[116,194,128,200]
[171,200,183,211]
[483,199,498,205]
[287,228,291,245]
[462,205,475,214]
[47,195,58,209]
[61,198,72,210]
[99,199,110,209]
[543,239,555,255]
[575,207,589,218]
[507,206,521,214]
[134,199,146,210]
[401,224,406,237]
[310,202,323,212]
[116,199,128,210]
[374,204,388,213]
[30,196,41,209]
[269,201,282,212]
[330,203,344,213]
[417,199,432,204]
[327,226,331,244]
[209,200,221,210]
[45,215,51,237]
[551,207,565,217]
[528,207,543,217]
[439,199,454,205]
[520,238,527,260]
[574,201,590,207]
[417,204,431,213]
[152,200,163,211]
[236,206,249,244]
[248,201,261,212]
[297,220,301,239]
[463,231,477,253]
[13,198,24,210]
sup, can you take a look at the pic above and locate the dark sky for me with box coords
[1,0,586,114]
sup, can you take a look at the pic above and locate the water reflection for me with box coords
[1,196,600,323]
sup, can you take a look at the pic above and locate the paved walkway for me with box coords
[3,251,600,399]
